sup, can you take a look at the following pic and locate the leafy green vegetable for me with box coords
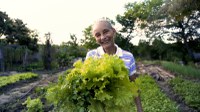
[169,77,200,110]
[46,54,138,112]
[0,72,38,88]
[23,97,43,112]
[136,75,178,112]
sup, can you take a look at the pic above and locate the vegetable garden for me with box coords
[0,0,200,111]
[0,56,199,112]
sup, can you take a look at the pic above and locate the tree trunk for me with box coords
[0,48,4,72]
[23,47,28,68]
[46,39,51,70]
[183,38,194,58]
[179,21,195,63]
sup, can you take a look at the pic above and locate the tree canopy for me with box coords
[0,11,38,51]
[81,25,98,50]
[117,0,200,62]
[160,0,200,20]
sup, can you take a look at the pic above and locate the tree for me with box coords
[66,34,78,47]
[151,37,167,60]
[137,40,151,59]
[56,34,87,67]
[169,12,200,61]
[66,34,86,57]
[116,0,164,48]
[81,25,98,50]
[115,32,135,52]
[159,1,200,62]
[0,11,9,37]
[0,11,38,52]
[160,0,200,20]
[43,32,52,70]
[119,0,200,62]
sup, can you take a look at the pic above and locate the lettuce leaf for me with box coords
[46,54,138,112]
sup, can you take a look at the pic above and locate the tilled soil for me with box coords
[0,71,64,112]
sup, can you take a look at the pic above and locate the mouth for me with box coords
[103,41,109,44]
[101,40,110,45]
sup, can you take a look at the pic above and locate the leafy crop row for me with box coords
[135,75,178,112]
[169,77,200,110]
[0,72,38,88]
[161,61,200,78]
[142,60,200,79]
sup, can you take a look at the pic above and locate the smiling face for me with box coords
[92,21,116,49]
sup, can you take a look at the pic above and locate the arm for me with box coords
[129,74,143,112]
[126,53,143,112]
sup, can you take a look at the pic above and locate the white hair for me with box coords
[92,17,113,31]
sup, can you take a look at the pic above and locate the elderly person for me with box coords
[86,18,143,112]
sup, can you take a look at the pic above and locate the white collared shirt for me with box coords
[86,45,136,76]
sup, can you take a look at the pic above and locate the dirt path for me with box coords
[136,62,175,81]
[136,62,198,112]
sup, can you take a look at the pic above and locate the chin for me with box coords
[101,42,114,49]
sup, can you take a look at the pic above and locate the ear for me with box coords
[112,28,116,33]
[111,28,116,36]
[112,28,116,37]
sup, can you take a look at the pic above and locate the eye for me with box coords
[95,33,101,38]
[103,29,109,34]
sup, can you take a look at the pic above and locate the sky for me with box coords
[0,0,146,45]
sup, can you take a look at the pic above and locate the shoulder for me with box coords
[116,45,135,61]
[87,49,97,55]
[86,48,99,58]
[121,50,134,59]
[120,49,136,65]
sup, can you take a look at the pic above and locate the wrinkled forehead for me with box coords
[92,21,112,32]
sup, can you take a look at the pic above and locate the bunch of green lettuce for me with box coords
[46,54,138,112]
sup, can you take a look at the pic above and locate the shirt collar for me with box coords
[97,44,123,57]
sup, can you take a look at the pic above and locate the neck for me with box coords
[103,44,117,55]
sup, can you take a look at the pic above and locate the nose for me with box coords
[101,34,106,40]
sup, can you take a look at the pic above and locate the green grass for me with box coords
[0,72,38,88]
[141,60,161,65]
[161,61,200,79]
[135,75,178,112]
[169,77,200,110]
